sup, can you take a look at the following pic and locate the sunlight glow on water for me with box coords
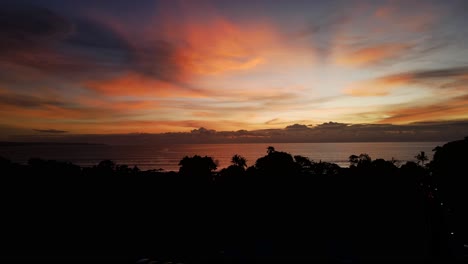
[0,142,444,171]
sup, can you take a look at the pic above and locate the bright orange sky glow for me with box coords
[1,0,468,139]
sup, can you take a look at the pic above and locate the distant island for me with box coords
[5,121,468,145]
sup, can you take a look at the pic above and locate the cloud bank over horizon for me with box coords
[6,121,468,145]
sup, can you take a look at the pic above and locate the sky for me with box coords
[1,0,468,141]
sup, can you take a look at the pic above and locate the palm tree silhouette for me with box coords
[231,154,247,169]
[267,146,275,155]
[415,151,429,166]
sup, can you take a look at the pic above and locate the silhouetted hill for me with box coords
[0,138,467,262]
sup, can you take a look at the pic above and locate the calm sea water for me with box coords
[0,142,445,171]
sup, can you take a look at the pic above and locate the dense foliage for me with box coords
[0,138,467,262]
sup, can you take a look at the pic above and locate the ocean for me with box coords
[0,142,445,172]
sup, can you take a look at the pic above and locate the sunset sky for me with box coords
[1,0,468,138]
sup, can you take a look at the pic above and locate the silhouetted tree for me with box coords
[349,154,372,168]
[371,158,397,175]
[294,155,314,176]
[267,146,275,155]
[415,151,429,166]
[358,153,372,167]
[93,159,116,176]
[218,155,248,181]
[27,157,46,167]
[219,165,246,180]
[255,149,300,178]
[429,137,468,253]
[390,157,400,166]
[178,155,217,182]
[231,154,247,169]
[97,159,116,170]
[294,155,313,169]
[349,154,359,167]
[400,161,427,184]
[310,161,340,175]
[132,165,140,174]
[27,158,82,177]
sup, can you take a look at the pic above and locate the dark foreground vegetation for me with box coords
[1,138,468,263]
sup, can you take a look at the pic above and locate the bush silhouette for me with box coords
[254,148,300,177]
[178,155,217,182]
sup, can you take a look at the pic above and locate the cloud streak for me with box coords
[377,94,468,124]
[345,66,468,96]
[33,129,68,133]
[334,43,412,67]
[10,120,468,145]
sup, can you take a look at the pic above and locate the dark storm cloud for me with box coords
[131,40,183,81]
[0,4,127,77]
[0,4,184,82]
[65,20,129,51]
[408,66,468,79]
[0,93,65,108]
[0,5,71,51]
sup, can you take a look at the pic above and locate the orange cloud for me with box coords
[86,2,312,81]
[344,75,409,96]
[334,43,411,67]
[377,95,468,124]
[372,1,437,32]
[345,66,468,96]
[330,1,438,68]
[0,104,97,122]
[76,96,160,113]
[344,84,393,97]
[85,73,205,98]
[154,12,281,76]
[0,102,160,134]
[0,87,164,131]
